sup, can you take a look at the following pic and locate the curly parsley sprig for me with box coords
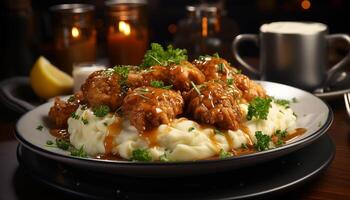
[246,97,272,120]
[140,43,187,67]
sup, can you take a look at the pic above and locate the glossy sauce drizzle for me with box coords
[104,117,122,155]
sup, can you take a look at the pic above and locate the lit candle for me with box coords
[51,4,97,74]
[105,1,148,66]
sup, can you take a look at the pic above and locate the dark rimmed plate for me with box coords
[17,134,335,199]
[15,81,333,177]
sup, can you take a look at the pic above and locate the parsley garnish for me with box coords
[140,43,187,67]
[236,69,242,74]
[71,112,80,120]
[71,145,88,158]
[188,127,195,132]
[81,118,89,125]
[219,149,233,159]
[247,97,272,120]
[241,143,248,149]
[36,125,44,131]
[217,63,225,73]
[191,81,201,95]
[274,98,290,108]
[150,80,173,89]
[56,138,70,150]
[274,129,287,146]
[131,149,152,161]
[92,105,110,117]
[113,65,130,79]
[46,140,54,145]
[227,78,234,85]
[67,95,75,102]
[254,131,271,151]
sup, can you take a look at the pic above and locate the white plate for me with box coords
[15,81,333,177]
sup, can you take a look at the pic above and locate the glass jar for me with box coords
[50,4,96,74]
[105,0,148,66]
[174,3,238,60]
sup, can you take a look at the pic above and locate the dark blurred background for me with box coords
[0,0,349,80]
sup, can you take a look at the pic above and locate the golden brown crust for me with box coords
[122,87,184,132]
[183,81,242,130]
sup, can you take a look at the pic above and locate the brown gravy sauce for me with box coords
[49,125,307,161]
[104,117,122,155]
[50,129,69,140]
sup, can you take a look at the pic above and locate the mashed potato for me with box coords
[68,101,296,161]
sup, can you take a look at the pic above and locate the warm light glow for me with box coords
[118,21,131,35]
[301,0,311,10]
[202,17,208,37]
[71,27,80,38]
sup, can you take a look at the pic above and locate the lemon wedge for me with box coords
[30,56,73,99]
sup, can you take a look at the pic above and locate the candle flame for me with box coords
[118,21,131,36]
[71,27,80,38]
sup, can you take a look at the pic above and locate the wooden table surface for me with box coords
[0,98,349,200]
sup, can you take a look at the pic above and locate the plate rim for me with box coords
[15,81,334,166]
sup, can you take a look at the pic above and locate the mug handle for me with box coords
[326,34,350,81]
[232,34,260,76]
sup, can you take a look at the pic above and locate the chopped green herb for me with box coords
[71,112,80,120]
[214,129,224,135]
[275,129,287,138]
[198,55,211,61]
[293,112,298,117]
[227,78,234,85]
[212,53,220,58]
[241,143,248,149]
[217,63,225,73]
[81,118,89,125]
[219,149,233,159]
[140,43,187,67]
[247,97,272,120]
[131,149,152,161]
[254,131,271,151]
[274,129,287,146]
[71,145,88,158]
[150,80,173,89]
[93,105,110,117]
[46,140,54,145]
[67,95,75,102]
[36,125,44,131]
[236,69,242,74]
[113,65,130,79]
[56,138,70,150]
[191,81,201,95]
[292,97,298,103]
[188,127,195,132]
[103,122,108,126]
[274,98,290,108]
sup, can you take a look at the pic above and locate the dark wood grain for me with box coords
[0,99,349,200]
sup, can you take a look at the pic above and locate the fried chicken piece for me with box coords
[122,87,184,132]
[169,61,205,91]
[126,66,170,89]
[233,74,267,102]
[193,57,238,81]
[48,91,84,128]
[81,70,124,110]
[183,81,242,130]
